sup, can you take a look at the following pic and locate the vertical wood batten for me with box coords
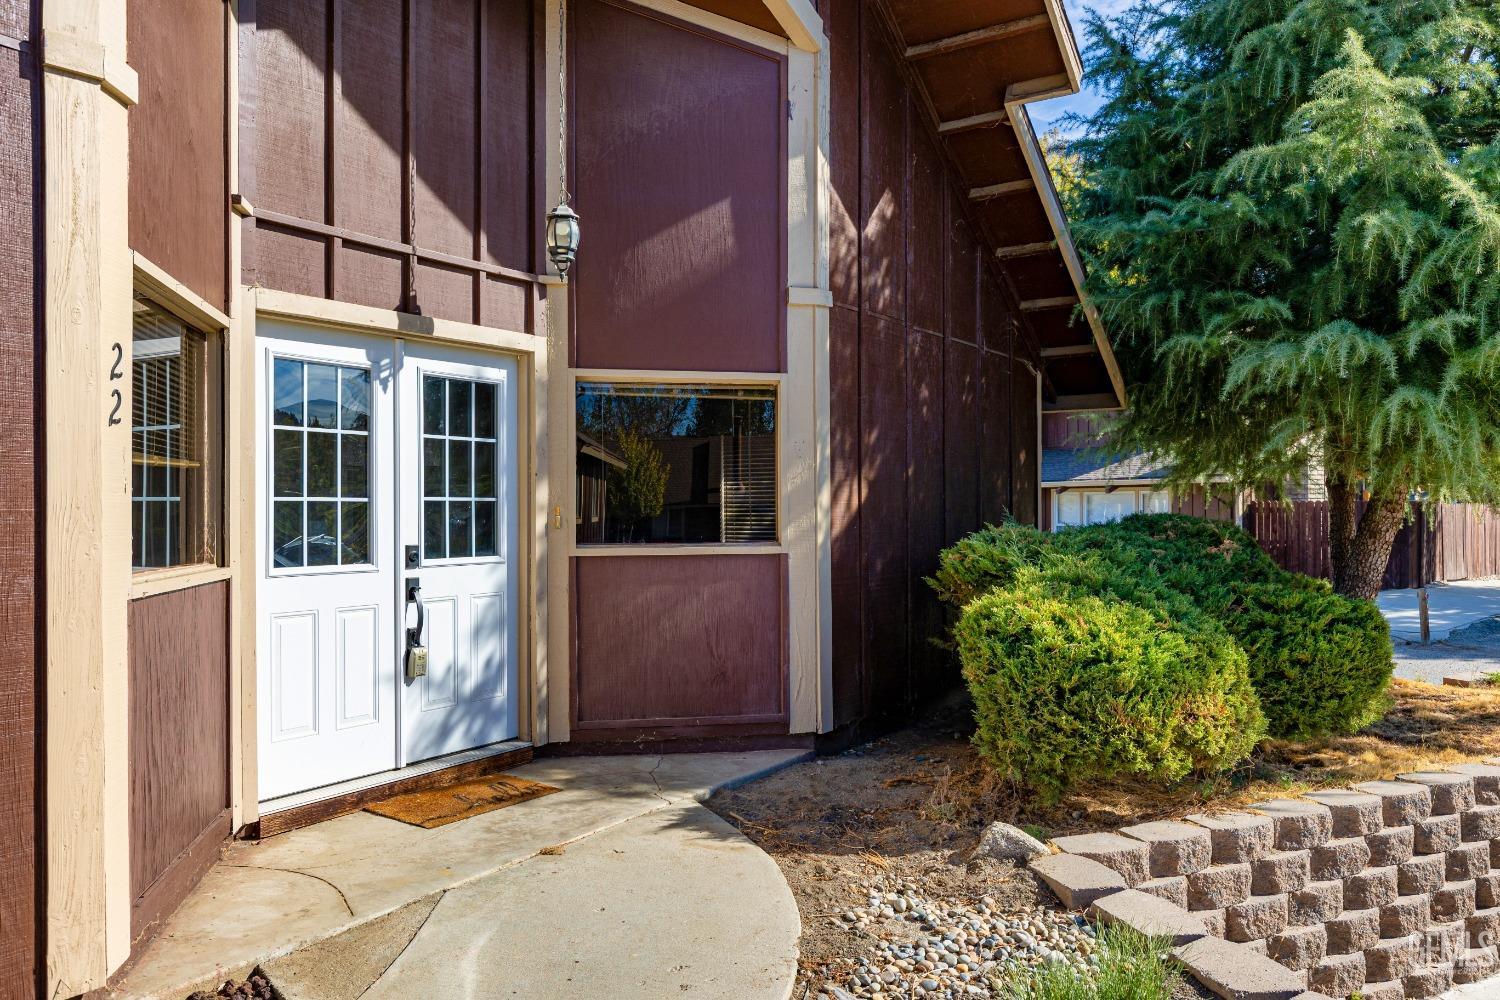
[325,0,341,301]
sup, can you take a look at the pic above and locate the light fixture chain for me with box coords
[558,0,568,203]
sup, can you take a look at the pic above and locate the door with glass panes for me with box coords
[256,323,518,802]
[398,343,519,763]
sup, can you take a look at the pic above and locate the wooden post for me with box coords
[1419,587,1431,644]
[41,0,137,989]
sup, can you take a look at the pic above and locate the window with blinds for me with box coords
[132,297,223,570]
[574,383,777,545]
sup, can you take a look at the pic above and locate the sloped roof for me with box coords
[1041,448,1170,486]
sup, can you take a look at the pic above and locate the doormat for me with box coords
[364,774,560,829]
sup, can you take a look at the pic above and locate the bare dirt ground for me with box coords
[707,679,1500,997]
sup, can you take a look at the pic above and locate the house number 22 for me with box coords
[108,342,124,426]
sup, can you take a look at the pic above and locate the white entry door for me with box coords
[398,343,520,763]
[256,324,399,801]
[257,323,520,802]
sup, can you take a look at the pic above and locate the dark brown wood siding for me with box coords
[128,0,229,309]
[570,0,786,373]
[128,582,231,944]
[242,0,540,329]
[0,2,39,993]
[571,555,788,737]
[825,0,1041,731]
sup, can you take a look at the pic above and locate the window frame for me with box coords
[263,348,383,580]
[570,375,784,551]
[1050,486,1174,531]
[129,282,228,581]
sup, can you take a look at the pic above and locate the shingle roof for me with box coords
[1041,448,1171,485]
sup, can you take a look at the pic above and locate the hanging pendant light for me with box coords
[546,0,580,279]
[546,198,580,277]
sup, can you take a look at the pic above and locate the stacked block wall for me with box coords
[1033,760,1500,999]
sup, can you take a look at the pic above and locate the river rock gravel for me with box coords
[803,874,1099,999]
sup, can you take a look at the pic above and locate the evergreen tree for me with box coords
[1069,0,1500,597]
[607,429,669,541]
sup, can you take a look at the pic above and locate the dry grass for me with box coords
[942,679,1500,835]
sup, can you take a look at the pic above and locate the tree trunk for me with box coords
[1327,473,1357,583]
[1332,490,1408,600]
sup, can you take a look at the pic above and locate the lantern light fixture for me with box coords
[547,0,579,280]
[546,198,580,277]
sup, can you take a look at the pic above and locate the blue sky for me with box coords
[1027,0,1134,136]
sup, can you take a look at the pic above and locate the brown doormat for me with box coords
[364,774,560,829]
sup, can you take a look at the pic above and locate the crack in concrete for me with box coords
[226,863,356,918]
[356,891,447,998]
[646,755,672,806]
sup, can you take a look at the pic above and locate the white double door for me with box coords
[256,321,520,802]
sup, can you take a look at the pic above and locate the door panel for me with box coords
[257,323,399,801]
[399,345,519,763]
[257,323,519,799]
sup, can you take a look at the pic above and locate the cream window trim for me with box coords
[570,367,786,386]
[575,543,788,557]
[129,564,233,600]
[254,287,542,357]
[134,253,231,331]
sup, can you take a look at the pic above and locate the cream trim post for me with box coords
[783,39,830,734]
[43,0,135,992]
[227,0,257,832]
[761,0,823,53]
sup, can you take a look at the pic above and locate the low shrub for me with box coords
[1079,514,1283,616]
[933,513,1395,756]
[955,583,1266,799]
[928,521,1052,610]
[1226,576,1394,740]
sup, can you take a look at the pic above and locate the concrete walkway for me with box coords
[1378,579,1500,642]
[113,751,807,1000]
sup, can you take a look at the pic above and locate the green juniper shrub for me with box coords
[955,580,1265,799]
[933,513,1395,730]
[928,521,1053,610]
[1079,514,1282,617]
[1225,576,1394,740]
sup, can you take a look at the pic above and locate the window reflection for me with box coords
[575,383,777,545]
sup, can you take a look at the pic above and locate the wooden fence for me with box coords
[1242,501,1500,590]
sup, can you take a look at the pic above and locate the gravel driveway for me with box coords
[1392,616,1500,685]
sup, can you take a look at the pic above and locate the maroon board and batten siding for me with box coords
[565,0,794,741]
[126,584,232,944]
[0,0,39,994]
[826,0,1040,735]
[128,0,229,311]
[242,0,541,331]
[570,556,789,738]
[569,0,787,374]
[125,0,234,955]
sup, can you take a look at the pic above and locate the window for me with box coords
[1052,487,1173,531]
[1141,490,1171,514]
[132,298,223,570]
[270,357,372,569]
[421,374,500,561]
[575,383,777,545]
[1085,490,1135,525]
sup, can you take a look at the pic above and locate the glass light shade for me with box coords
[546,200,581,277]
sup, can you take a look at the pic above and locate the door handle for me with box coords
[405,577,428,680]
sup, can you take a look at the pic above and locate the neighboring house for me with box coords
[2,0,1125,994]
[1040,412,1238,529]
